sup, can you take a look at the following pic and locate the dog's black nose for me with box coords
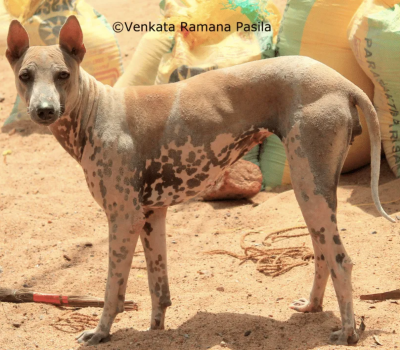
[37,106,55,121]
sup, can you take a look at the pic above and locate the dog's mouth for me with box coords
[30,112,59,126]
[32,117,58,126]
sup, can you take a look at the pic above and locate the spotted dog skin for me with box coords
[6,16,394,346]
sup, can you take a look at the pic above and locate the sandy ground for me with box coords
[0,1,400,349]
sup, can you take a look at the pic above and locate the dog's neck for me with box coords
[48,68,101,163]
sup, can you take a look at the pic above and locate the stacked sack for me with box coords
[116,0,283,89]
[267,0,374,189]
[0,1,14,52]
[2,0,123,126]
[154,0,280,84]
[348,0,400,177]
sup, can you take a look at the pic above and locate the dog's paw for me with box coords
[329,328,359,345]
[76,328,111,345]
[146,323,165,331]
[289,298,322,313]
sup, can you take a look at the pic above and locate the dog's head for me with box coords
[6,16,86,126]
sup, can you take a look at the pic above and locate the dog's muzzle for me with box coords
[31,102,60,126]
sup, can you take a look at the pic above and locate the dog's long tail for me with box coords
[353,89,396,223]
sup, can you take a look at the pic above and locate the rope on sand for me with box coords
[204,226,314,277]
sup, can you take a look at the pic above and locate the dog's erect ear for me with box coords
[6,20,30,65]
[59,15,86,62]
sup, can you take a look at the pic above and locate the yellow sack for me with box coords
[0,1,14,53]
[155,0,282,84]
[3,0,123,126]
[348,0,400,177]
[267,0,374,188]
[114,32,174,88]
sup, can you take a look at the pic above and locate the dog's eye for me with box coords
[58,71,70,80]
[19,72,30,82]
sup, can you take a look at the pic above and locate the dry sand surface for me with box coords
[0,0,399,349]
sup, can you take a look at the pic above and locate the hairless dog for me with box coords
[6,16,394,346]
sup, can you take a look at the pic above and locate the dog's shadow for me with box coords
[76,310,383,350]
[1,120,52,136]
[197,185,293,211]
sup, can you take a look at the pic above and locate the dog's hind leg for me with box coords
[140,207,171,330]
[290,238,330,313]
[77,214,143,345]
[285,116,358,345]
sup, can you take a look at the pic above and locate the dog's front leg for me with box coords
[140,207,172,330]
[77,214,144,345]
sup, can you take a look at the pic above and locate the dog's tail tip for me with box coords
[373,197,396,223]
[385,214,396,223]
[383,212,396,223]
